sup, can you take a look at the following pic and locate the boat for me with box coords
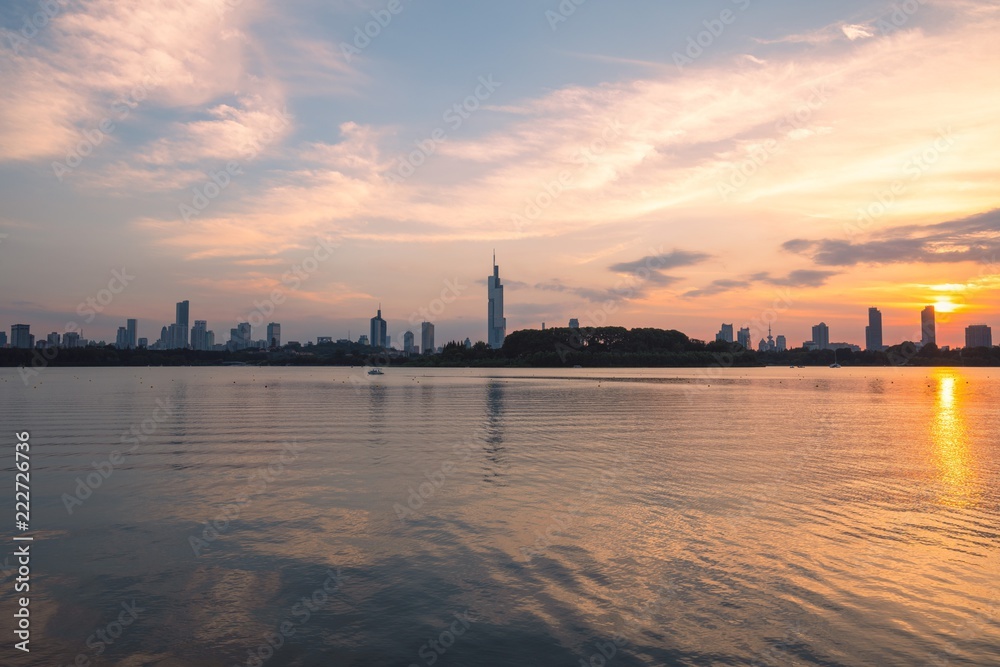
[367,368,384,376]
[829,349,842,368]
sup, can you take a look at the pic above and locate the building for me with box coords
[403,331,415,354]
[965,325,993,349]
[115,327,128,349]
[716,323,734,343]
[369,307,387,349]
[358,335,369,346]
[812,323,830,351]
[126,318,137,349]
[267,323,281,349]
[775,335,787,352]
[865,307,883,351]
[0,331,6,347]
[737,327,751,349]
[137,337,148,349]
[464,338,472,349]
[921,306,936,347]
[568,318,580,329]
[191,320,210,350]
[11,324,32,349]
[175,300,190,349]
[64,332,81,348]
[47,332,61,347]
[421,321,435,355]
[487,252,506,349]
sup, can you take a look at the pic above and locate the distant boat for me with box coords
[367,368,384,376]
[830,349,842,368]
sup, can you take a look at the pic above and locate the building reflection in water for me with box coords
[931,372,979,508]
[482,380,509,483]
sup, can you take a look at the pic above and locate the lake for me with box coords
[1,366,998,666]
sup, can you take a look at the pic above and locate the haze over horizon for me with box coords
[2,0,999,348]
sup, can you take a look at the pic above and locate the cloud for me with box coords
[841,24,875,41]
[609,250,710,274]
[684,269,838,298]
[783,209,1000,266]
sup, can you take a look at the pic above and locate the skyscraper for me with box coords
[716,323,734,343]
[0,331,7,347]
[115,327,128,349]
[487,253,506,350]
[175,300,190,349]
[737,327,751,349]
[421,321,435,355]
[812,323,830,350]
[369,307,387,349]
[191,320,209,350]
[403,331,415,354]
[47,332,61,347]
[11,324,32,349]
[965,325,992,349]
[267,323,281,349]
[64,332,80,348]
[776,335,787,352]
[126,318,137,349]
[921,306,936,347]
[568,318,580,329]
[865,307,883,351]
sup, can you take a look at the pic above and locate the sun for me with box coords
[934,298,959,313]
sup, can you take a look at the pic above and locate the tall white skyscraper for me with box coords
[487,252,506,349]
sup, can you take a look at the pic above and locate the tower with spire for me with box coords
[487,251,506,349]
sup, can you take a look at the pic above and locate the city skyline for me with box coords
[1,1,998,351]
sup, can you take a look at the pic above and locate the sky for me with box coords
[1,0,998,349]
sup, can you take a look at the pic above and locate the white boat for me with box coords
[367,368,384,376]
[830,350,841,368]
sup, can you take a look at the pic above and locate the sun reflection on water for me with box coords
[931,372,979,508]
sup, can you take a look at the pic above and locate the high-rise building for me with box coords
[812,323,830,351]
[115,327,128,349]
[865,307,883,351]
[0,331,6,347]
[568,318,580,329]
[137,337,148,349]
[737,327,751,349]
[716,324,734,343]
[776,335,787,352]
[11,324,32,349]
[191,320,209,350]
[487,252,506,349]
[421,321,435,355]
[369,307,387,349]
[358,335,369,346]
[126,318,137,349]
[921,306,936,347]
[267,323,281,349]
[47,332,61,347]
[64,332,81,348]
[175,300,190,349]
[965,325,993,349]
[403,331,415,354]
